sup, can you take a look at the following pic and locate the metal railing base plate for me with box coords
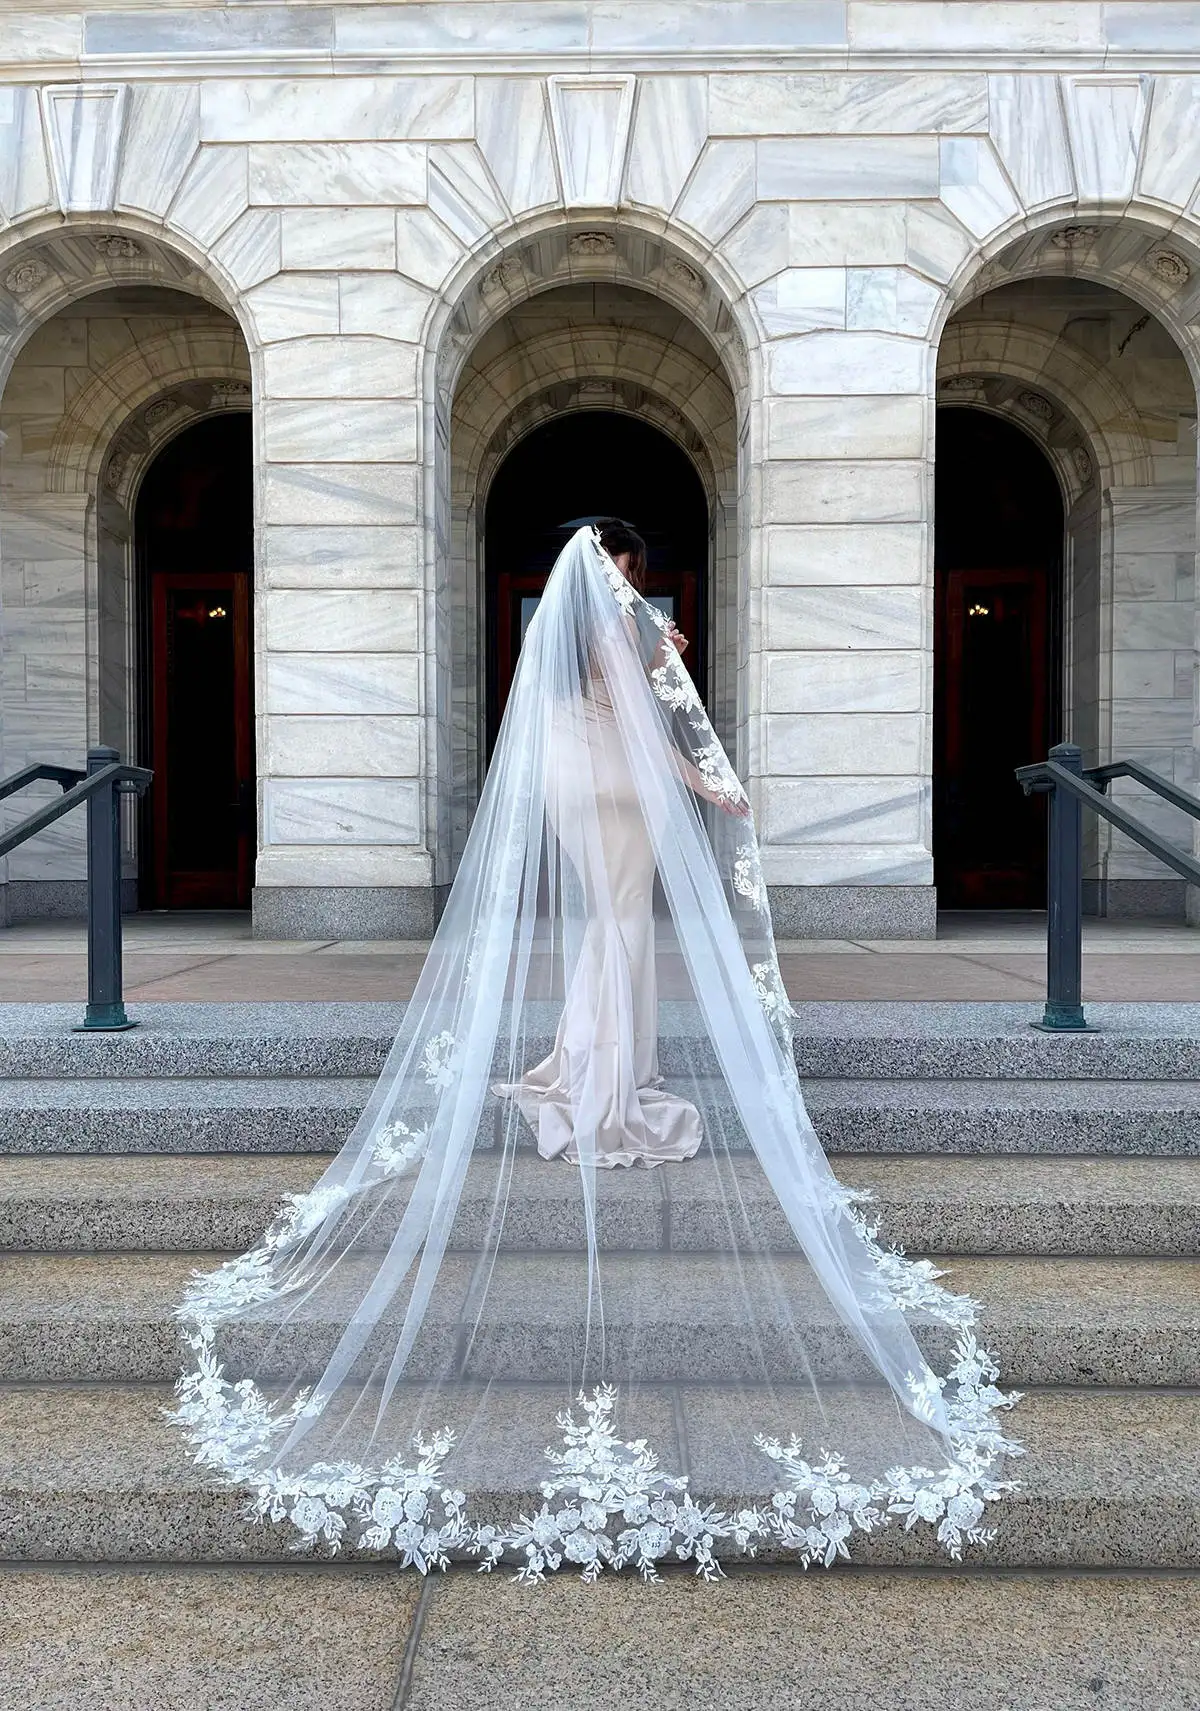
[1031,1018,1100,1035]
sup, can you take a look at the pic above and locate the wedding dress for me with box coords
[172,526,1020,1580]
[494,666,703,1165]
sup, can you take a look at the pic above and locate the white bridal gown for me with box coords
[497,669,703,1166]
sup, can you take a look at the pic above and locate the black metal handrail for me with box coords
[0,763,86,801]
[0,746,152,1031]
[1015,742,1200,1031]
[1086,757,1200,823]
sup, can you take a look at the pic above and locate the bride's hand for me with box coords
[666,621,688,654]
[699,784,751,817]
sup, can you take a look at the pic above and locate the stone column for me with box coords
[751,328,934,939]
[252,308,430,939]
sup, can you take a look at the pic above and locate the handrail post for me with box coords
[75,745,136,1032]
[1039,741,1089,1032]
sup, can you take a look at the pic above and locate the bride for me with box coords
[493,519,747,1168]
[172,521,1020,1581]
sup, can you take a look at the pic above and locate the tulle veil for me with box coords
[172,525,1020,1579]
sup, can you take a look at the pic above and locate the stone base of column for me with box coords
[1084,878,1186,919]
[251,884,450,941]
[0,879,139,926]
[251,883,940,941]
[767,884,937,940]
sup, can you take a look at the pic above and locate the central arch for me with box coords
[437,242,745,877]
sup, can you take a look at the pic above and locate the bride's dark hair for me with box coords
[597,518,647,591]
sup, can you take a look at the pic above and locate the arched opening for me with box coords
[937,239,1200,920]
[934,407,1064,909]
[135,413,254,908]
[483,411,709,750]
[0,251,252,924]
[438,250,742,878]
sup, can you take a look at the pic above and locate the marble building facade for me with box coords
[2,3,1200,936]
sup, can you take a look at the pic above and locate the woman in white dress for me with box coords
[171,521,1021,1580]
[497,520,746,1167]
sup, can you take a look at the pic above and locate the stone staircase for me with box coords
[1,999,1198,1708]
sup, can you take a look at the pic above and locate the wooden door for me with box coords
[935,566,1050,909]
[492,567,701,748]
[149,569,253,908]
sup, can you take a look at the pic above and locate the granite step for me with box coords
[2,1251,1197,1387]
[809,1079,1200,1156]
[2,1001,1199,1082]
[393,1564,1200,1711]
[0,1078,368,1156]
[2,1563,1195,1711]
[0,1380,1197,1571]
[3,1075,1199,1157]
[3,1152,1198,1258]
[2,1565,1196,1711]
[0,1563,421,1711]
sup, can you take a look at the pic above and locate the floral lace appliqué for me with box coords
[420,1030,457,1088]
[694,740,746,808]
[751,959,793,1030]
[733,846,767,912]
[252,1432,471,1570]
[650,656,703,714]
[472,1386,760,1585]
[372,1118,431,1177]
[756,1335,1021,1567]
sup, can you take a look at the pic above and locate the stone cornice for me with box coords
[8,3,1200,82]
[12,56,1200,92]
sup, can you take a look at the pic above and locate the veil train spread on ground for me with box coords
[172,526,1021,1580]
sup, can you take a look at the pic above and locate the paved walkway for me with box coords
[1,910,1198,1002]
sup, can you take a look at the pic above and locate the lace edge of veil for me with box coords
[170,1259,1022,1579]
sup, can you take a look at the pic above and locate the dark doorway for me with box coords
[136,413,254,909]
[484,412,708,751]
[934,408,1063,909]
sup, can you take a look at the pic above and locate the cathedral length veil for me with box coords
[172,526,1021,1580]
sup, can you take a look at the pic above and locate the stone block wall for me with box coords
[0,4,1199,933]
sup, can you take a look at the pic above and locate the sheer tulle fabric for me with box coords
[173,527,1020,1580]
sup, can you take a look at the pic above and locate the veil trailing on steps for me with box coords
[172,525,1021,1580]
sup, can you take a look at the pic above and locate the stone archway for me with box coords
[937,230,1200,916]
[433,231,746,877]
[0,240,252,919]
